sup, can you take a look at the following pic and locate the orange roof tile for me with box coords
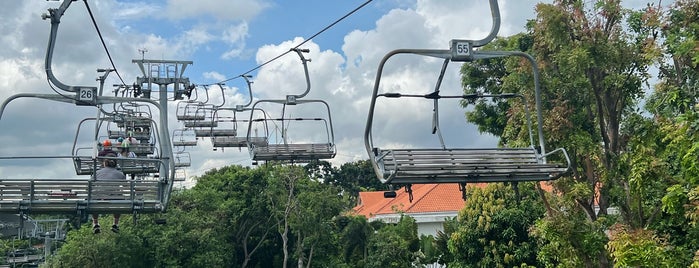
[353,183,489,219]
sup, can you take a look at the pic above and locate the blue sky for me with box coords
[0,0,664,183]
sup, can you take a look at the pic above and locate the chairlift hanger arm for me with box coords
[238,75,254,109]
[201,85,210,103]
[289,48,312,99]
[245,100,276,143]
[472,0,501,48]
[214,83,226,108]
[42,0,94,93]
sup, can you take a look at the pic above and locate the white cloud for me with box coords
[220,23,249,60]
[113,2,161,21]
[202,71,226,82]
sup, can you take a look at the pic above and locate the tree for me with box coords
[365,215,421,268]
[291,175,346,267]
[326,160,385,204]
[646,0,699,117]
[448,183,544,267]
[607,224,686,267]
[45,220,150,268]
[335,215,373,267]
[461,0,661,265]
[432,217,459,265]
[266,165,304,268]
[630,0,699,266]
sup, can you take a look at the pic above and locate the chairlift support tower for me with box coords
[133,59,193,179]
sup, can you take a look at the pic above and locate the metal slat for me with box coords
[251,143,336,161]
[377,148,568,184]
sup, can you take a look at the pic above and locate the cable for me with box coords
[83,0,128,88]
[210,0,374,86]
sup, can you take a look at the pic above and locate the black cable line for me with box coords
[209,0,374,86]
[83,0,128,88]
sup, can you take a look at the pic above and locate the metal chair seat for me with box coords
[375,148,569,184]
[250,143,335,161]
[0,179,162,214]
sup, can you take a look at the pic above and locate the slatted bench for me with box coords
[374,147,570,184]
[194,128,237,137]
[174,152,191,167]
[212,136,268,148]
[73,157,160,175]
[176,114,205,121]
[172,140,197,147]
[184,121,217,128]
[115,117,151,128]
[0,179,162,214]
[108,130,150,140]
[250,143,336,162]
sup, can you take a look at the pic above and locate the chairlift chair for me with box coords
[247,99,335,163]
[174,151,191,167]
[175,84,207,120]
[182,104,218,128]
[208,107,269,148]
[72,117,160,176]
[202,75,266,149]
[246,48,336,163]
[174,168,187,182]
[176,101,207,121]
[172,128,197,147]
[364,42,571,188]
[365,0,569,192]
[24,217,68,240]
[1,102,169,216]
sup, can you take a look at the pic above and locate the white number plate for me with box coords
[78,88,94,101]
[453,41,471,57]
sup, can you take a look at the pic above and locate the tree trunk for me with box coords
[305,243,315,268]
[282,219,289,268]
[297,230,304,268]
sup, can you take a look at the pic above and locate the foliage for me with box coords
[365,215,421,268]
[607,224,686,267]
[532,210,609,268]
[21,161,389,267]
[334,215,373,267]
[646,0,699,117]
[324,160,386,204]
[448,183,544,267]
[432,216,459,265]
[460,0,670,266]
[45,219,150,268]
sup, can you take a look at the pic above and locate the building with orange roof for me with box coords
[353,183,483,236]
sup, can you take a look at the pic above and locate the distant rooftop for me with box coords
[353,183,491,218]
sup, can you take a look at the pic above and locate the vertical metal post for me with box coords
[44,232,51,260]
[158,83,171,181]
